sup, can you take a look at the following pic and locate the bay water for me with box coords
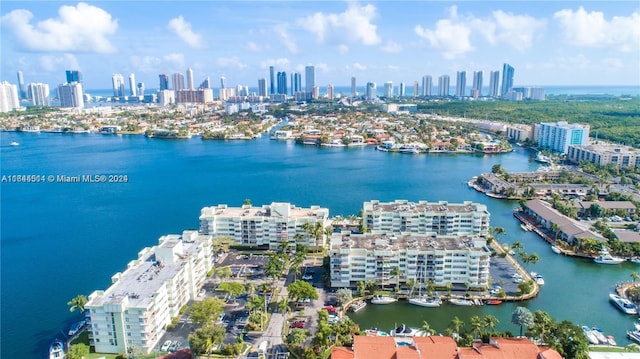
[1,132,636,358]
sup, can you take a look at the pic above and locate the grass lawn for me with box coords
[70,331,169,359]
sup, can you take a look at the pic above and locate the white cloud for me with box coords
[163,53,185,69]
[297,3,381,46]
[490,10,545,51]
[274,24,298,54]
[246,41,261,52]
[381,41,403,53]
[167,16,203,48]
[554,7,640,52]
[337,44,349,54]
[0,3,117,53]
[353,63,367,71]
[415,19,473,59]
[217,57,247,70]
[40,53,79,72]
[131,56,162,73]
[260,58,291,70]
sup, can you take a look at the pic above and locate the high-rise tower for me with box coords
[187,68,194,90]
[422,75,432,96]
[455,71,466,98]
[112,74,126,97]
[269,66,275,95]
[65,70,82,83]
[172,73,185,91]
[305,65,315,94]
[501,63,514,97]
[472,71,483,97]
[351,76,357,97]
[159,74,170,90]
[129,73,137,97]
[258,78,267,97]
[16,71,26,99]
[488,71,500,97]
[438,75,450,96]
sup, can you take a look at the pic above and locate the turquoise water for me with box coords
[1,132,636,358]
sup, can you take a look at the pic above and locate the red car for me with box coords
[290,321,305,329]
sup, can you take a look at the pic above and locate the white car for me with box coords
[160,340,172,352]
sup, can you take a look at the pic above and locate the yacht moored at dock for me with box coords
[370,295,397,305]
[594,250,624,264]
[609,293,638,314]
[49,339,65,359]
[349,300,367,313]
[408,296,442,307]
[449,298,475,306]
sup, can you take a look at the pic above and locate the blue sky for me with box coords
[1,1,639,90]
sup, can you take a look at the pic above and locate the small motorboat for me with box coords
[49,339,65,359]
[449,298,475,306]
[606,335,617,346]
[370,295,397,305]
[485,299,503,305]
[551,245,562,254]
[628,330,640,344]
[10,141,19,146]
[408,296,442,307]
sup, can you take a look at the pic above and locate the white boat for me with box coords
[390,323,425,337]
[10,141,19,146]
[449,298,475,306]
[370,295,397,305]
[49,339,65,359]
[551,245,562,254]
[628,330,640,344]
[535,152,552,164]
[606,335,617,346]
[631,257,640,264]
[520,223,530,231]
[408,296,442,307]
[609,293,638,315]
[594,250,624,264]
[582,326,600,345]
[591,327,608,344]
[349,300,367,313]
[531,273,545,285]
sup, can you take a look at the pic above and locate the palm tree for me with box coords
[631,272,640,282]
[390,266,400,292]
[68,294,88,314]
[421,320,436,335]
[511,241,524,253]
[450,316,464,336]
[550,223,561,243]
[483,315,499,335]
[470,315,485,339]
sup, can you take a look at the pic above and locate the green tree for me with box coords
[421,320,436,335]
[390,266,401,292]
[245,295,265,313]
[547,320,590,359]
[243,198,252,206]
[356,281,366,297]
[450,316,465,336]
[67,294,88,314]
[336,288,353,306]
[511,306,534,337]
[66,343,90,359]
[530,310,554,344]
[287,280,318,303]
[470,315,485,339]
[483,315,500,334]
[217,281,245,303]
[286,328,311,346]
[216,266,232,280]
[189,297,225,327]
[189,324,226,356]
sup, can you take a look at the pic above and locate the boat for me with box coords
[581,326,600,345]
[631,257,640,264]
[591,327,608,344]
[535,152,552,164]
[628,330,640,344]
[449,298,475,306]
[485,299,503,305]
[520,223,530,231]
[365,328,389,336]
[68,320,85,336]
[349,300,367,313]
[609,293,638,315]
[10,141,19,146]
[49,339,65,359]
[551,245,562,254]
[408,296,442,307]
[606,335,617,346]
[594,250,624,264]
[532,273,545,285]
[390,323,425,337]
[370,295,397,305]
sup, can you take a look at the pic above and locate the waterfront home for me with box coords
[329,231,490,289]
[85,231,214,354]
[578,201,637,217]
[199,202,329,249]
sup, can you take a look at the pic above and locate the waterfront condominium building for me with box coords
[365,82,377,100]
[16,71,26,99]
[472,71,483,98]
[158,74,170,90]
[329,232,490,289]
[567,144,640,169]
[384,81,393,98]
[269,66,276,95]
[351,76,357,97]
[536,121,590,154]
[412,81,418,98]
[327,84,334,100]
[258,78,267,97]
[421,75,432,96]
[455,71,466,98]
[172,73,185,91]
[0,81,20,113]
[438,75,450,96]
[305,65,315,94]
[399,82,406,97]
[501,63,514,97]
[199,202,330,249]
[488,70,500,97]
[362,200,490,237]
[66,70,83,83]
[85,230,214,354]
[292,72,302,95]
[277,71,288,95]
[58,82,84,108]
[112,74,126,97]
[28,83,50,106]
[186,68,194,90]
[128,73,137,97]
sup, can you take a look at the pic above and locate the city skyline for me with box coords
[1,1,639,90]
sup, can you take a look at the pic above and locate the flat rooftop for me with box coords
[331,232,487,252]
[200,202,328,220]
[364,200,488,215]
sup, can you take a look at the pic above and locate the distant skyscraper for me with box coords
[129,73,137,97]
[292,73,302,94]
[159,74,170,90]
[472,71,483,97]
[422,75,432,96]
[0,81,20,112]
[413,81,418,97]
[365,82,377,100]
[258,78,267,97]
[327,84,334,100]
[269,66,275,95]
[198,77,211,89]
[66,70,82,83]
[384,81,393,97]
[305,65,315,94]
[399,82,406,97]
[438,75,450,96]
[27,83,50,106]
[455,71,466,98]
[501,63,515,97]
[16,71,26,99]
[137,82,145,97]
[351,76,357,96]
[112,74,126,97]
[58,82,84,108]
[488,71,500,97]
[172,73,185,91]
[186,68,194,90]
[220,76,226,89]
[276,71,287,95]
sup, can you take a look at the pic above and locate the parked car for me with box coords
[290,321,305,329]
[160,340,172,352]
[302,274,313,280]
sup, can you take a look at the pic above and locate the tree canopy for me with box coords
[287,280,318,303]
[189,297,225,327]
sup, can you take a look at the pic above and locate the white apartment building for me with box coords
[199,202,330,249]
[362,200,490,237]
[329,232,490,289]
[0,81,20,113]
[567,144,640,169]
[85,231,214,354]
[536,121,590,154]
